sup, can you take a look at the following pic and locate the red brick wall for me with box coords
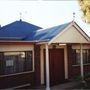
[34,45,41,86]
[67,45,90,79]
[72,65,90,78]
[67,45,73,78]
[0,43,41,89]
[0,72,34,89]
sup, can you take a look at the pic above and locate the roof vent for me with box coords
[0,24,1,28]
[19,12,22,22]
[20,19,22,22]
[73,12,75,21]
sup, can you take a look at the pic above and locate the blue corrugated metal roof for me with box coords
[0,20,71,42]
[26,22,71,41]
[0,20,42,40]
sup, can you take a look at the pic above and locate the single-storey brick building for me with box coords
[0,20,90,89]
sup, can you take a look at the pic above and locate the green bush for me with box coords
[84,72,90,80]
[74,72,90,81]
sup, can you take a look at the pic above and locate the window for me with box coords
[72,49,80,65]
[0,51,33,75]
[72,49,90,65]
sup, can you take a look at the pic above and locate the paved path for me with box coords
[33,81,80,90]
[51,81,80,90]
[6,81,80,90]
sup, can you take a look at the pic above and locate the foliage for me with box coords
[84,72,90,81]
[74,72,90,81]
[71,72,90,89]
[74,74,82,81]
[79,0,90,23]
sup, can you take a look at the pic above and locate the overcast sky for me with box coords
[0,0,90,35]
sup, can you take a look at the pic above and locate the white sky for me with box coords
[0,0,90,36]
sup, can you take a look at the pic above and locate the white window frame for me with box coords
[0,50,35,77]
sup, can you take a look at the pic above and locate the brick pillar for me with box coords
[67,45,73,79]
[34,45,41,86]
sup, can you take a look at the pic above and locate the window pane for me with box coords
[83,50,87,64]
[76,50,80,65]
[2,51,33,75]
[72,49,90,65]
[16,52,25,73]
[4,54,19,74]
[0,53,4,75]
[72,49,76,65]
[87,50,90,63]
[72,49,80,65]
[25,51,33,71]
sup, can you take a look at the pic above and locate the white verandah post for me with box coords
[80,44,84,81]
[45,44,50,90]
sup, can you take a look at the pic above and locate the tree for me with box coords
[79,0,90,23]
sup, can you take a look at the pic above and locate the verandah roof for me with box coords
[26,22,70,41]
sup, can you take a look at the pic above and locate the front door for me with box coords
[44,48,65,86]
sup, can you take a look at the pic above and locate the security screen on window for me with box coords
[72,49,90,65]
[0,51,33,75]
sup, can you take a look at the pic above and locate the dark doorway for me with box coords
[44,49,65,86]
